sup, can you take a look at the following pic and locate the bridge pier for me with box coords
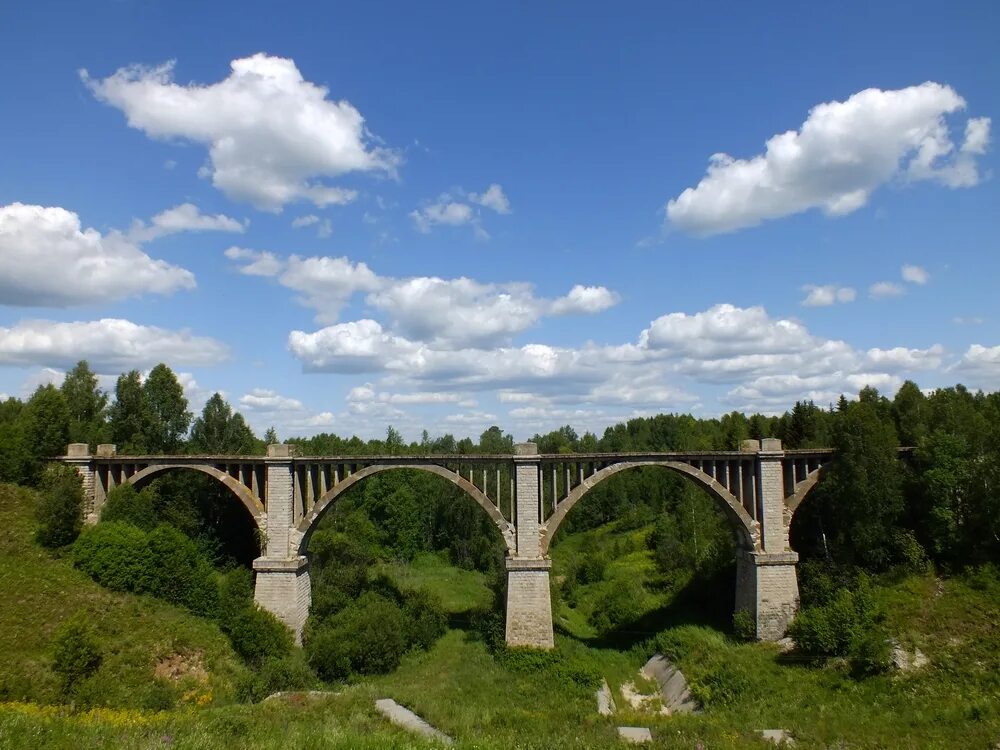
[735,550,799,640]
[253,444,311,644]
[505,443,554,649]
[734,438,799,640]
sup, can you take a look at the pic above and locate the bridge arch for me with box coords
[540,460,759,554]
[127,463,265,527]
[785,464,828,517]
[296,464,516,556]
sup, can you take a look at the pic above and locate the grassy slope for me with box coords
[0,483,245,708]
[2,485,999,748]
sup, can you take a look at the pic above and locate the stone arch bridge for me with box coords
[62,439,839,647]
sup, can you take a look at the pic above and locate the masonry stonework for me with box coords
[504,443,555,648]
[735,550,800,641]
[253,444,311,642]
[252,556,311,645]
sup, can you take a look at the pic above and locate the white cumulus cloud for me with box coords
[0,318,228,371]
[869,281,905,299]
[666,83,990,235]
[129,202,246,242]
[801,285,856,307]
[0,202,195,307]
[901,264,930,285]
[82,54,399,211]
[469,184,511,214]
[550,285,620,315]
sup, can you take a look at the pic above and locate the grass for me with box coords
[3,482,1000,748]
[376,551,494,615]
[0,484,246,709]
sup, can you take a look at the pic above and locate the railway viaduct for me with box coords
[61,438,834,647]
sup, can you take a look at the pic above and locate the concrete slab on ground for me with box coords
[617,726,653,744]
[375,698,454,745]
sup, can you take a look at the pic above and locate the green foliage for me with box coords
[495,646,602,689]
[34,464,84,548]
[731,609,755,642]
[588,577,647,635]
[100,483,158,531]
[221,604,294,667]
[60,361,110,448]
[235,651,317,702]
[143,364,192,454]
[108,370,151,453]
[789,575,891,676]
[73,522,153,592]
[145,524,219,616]
[50,614,102,695]
[306,591,411,680]
[190,393,259,455]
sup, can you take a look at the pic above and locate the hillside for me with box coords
[0,483,245,708]
[2,484,999,748]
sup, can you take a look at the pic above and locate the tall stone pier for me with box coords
[734,438,800,640]
[252,443,311,644]
[504,442,554,648]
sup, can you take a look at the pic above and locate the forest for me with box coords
[1,359,999,746]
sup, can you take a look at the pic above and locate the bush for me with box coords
[305,592,410,681]
[400,588,447,650]
[35,464,84,548]
[73,522,153,592]
[731,609,756,642]
[589,577,646,635]
[51,614,101,695]
[235,652,318,703]
[788,574,891,676]
[100,484,158,531]
[221,605,294,668]
[145,524,219,616]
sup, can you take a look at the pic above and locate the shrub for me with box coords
[35,464,84,548]
[788,574,891,676]
[145,524,219,616]
[576,553,608,584]
[401,588,447,650]
[731,609,756,642]
[51,614,101,695]
[73,522,153,592]
[305,592,410,681]
[100,484,158,531]
[589,577,646,635]
[235,652,318,703]
[221,605,294,668]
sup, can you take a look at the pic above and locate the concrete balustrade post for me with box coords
[253,443,311,644]
[734,438,799,640]
[505,442,554,649]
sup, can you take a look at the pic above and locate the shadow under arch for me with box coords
[540,460,759,555]
[785,464,828,518]
[127,463,264,528]
[296,464,516,556]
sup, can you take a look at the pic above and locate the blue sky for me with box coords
[1,1,997,441]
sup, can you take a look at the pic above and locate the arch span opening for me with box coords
[542,460,759,555]
[128,465,263,567]
[297,464,515,556]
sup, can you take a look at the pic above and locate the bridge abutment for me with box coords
[505,442,554,649]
